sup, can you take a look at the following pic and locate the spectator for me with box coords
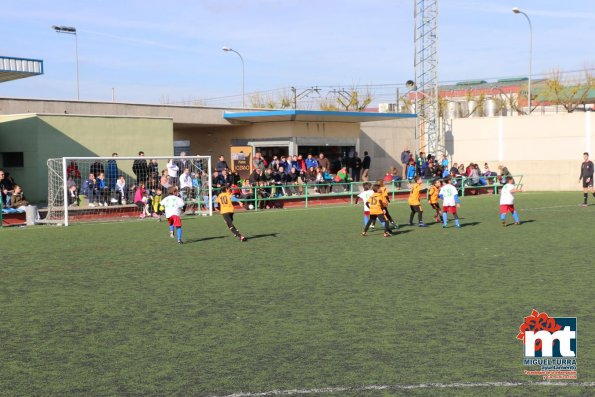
[362,151,371,181]
[498,165,513,184]
[179,168,193,200]
[0,169,14,207]
[67,161,81,180]
[249,168,263,185]
[306,166,317,185]
[212,171,225,188]
[305,154,318,170]
[96,172,109,206]
[318,153,330,171]
[147,159,159,180]
[216,155,229,172]
[458,163,466,175]
[334,166,350,191]
[271,166,286,196]
[68,183,79,206]
[400,147,411,179]
[406,159,416,181]
[290,155,302,172]
[160,169,171,190]
[90,160,104,178]
[269,156,280,172]
[279,156,290,174]
[175,152,191,173]
[450,162,460,175]
[468,164,481,187]
[133,182,148,218]
[253,152,265,172]
[106,153,119,191]
[229,169,241,186]
[82,173,97,207]
[350,152,362,182]
[132,151,148,184]
[10,184,29,209]
[116,175,127,204]
[167,158,180,186]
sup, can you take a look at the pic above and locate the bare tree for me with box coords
[542,69,594,113]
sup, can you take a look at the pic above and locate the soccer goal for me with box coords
[45,155,212,226]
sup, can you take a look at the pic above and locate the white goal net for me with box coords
[46,155,212,225]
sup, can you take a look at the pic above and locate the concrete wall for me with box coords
[174,121,362,161]
[359,118,417,180]
[0,114,173,201]
[0,98,236,126]
[449,112,594,191]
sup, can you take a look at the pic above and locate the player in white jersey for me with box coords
[439,176,461,228]
[355,182,375,228]
[160,186,185,244]
[500,175,522,226]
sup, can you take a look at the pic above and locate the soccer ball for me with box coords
[248,204,254,210]
[121,199,127,205]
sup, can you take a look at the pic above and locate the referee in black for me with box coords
[579,152,595,207]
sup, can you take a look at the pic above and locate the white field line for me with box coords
[211,381,595,397]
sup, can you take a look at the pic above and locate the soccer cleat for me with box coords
[370,225,375,230]
[392,222,400,230]
[580,203,588,207]
[139,213,146,219]
[361,232,367,236]
[418,223,427,227]
[455,224,461,229]
[514,222,520,225]
[502,221,506,227]
[408,223,414,226]
[97,202,103,207]
[88,203,95,207]
[383,232,392,237]
[169,232,175,239]
[239,235,247,242]
[104,202,108,207]
[442,225,448,228]
[177,240,184,244]
[434,216,440,222]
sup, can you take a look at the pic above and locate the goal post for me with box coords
[46,155,212,226]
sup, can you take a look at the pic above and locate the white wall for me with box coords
[449,112,594,191]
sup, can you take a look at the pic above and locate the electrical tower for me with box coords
[413,0,441,156]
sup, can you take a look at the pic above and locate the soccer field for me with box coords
[1,192,593,396]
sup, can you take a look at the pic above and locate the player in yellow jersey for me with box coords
[407,175,426,227]
[362,184,392,237]
[428,178,442,223]
[215,186,246,242]
[376,179,399,229]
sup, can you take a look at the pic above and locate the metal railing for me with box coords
[204,175,523,211]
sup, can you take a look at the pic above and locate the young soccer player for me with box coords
[216,185,246,242]
[579,152,595,207]
[160,186,185,244]
[428,178,442,222]
[355,182,374,228]
[361,184,392,237]
[407,175,426,227]
[439,176,461,228]
[377,179,399,229]
[500,176,522,226]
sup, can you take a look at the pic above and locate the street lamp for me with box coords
[222,46,245,108]
[52,25,79,101]
[512,7,533,114]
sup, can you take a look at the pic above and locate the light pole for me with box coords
[52,25,79,101]
[222,46,245,108]
[512,7,532,114]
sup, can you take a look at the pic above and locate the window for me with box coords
[1,152,24,168]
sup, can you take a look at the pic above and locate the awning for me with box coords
[0,56,44,83]
[224,109,416,124]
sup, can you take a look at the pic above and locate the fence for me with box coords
[209,175,524,211]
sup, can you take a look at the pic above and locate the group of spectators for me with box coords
[0,168,29,214]
[398,148,513,192]
[210,151,372,210]
[68,152,204,218]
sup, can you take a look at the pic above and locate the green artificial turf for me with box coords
[0,192,593,396]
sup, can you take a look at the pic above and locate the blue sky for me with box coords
[1,0,593,107]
